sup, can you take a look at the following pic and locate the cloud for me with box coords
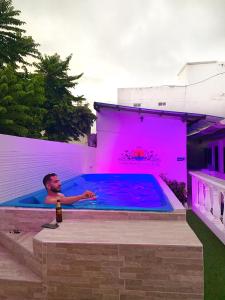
[13,0,225,103]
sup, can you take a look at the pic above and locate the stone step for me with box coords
[5,230,35,252]
[0,244,43,300]
[0,230,42,277]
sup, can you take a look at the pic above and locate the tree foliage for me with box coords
[0,1,96,142]
[0,65,46,137]
[0,0,39,67]
[35,54,96,142]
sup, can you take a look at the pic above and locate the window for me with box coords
[133,103,141,107]
[215,145,219,171]
[158,102,166,106]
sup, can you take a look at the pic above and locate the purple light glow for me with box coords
[96,109,187,183]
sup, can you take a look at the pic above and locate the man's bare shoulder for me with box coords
[45,193,64,204]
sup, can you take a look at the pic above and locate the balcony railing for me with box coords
[190,171,225,245]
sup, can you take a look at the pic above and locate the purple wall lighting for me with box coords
[95,107,187,183]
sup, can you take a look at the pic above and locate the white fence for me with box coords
[190,171,225,244]
[0,134,96,203]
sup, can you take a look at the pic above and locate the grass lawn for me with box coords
[187,210,225,300]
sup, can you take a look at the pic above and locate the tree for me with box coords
[0,0,39,67]
[35,53,96,142]
[0,65,46,137]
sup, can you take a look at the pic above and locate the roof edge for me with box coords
[177,61,218,77]
[93,102,224,123]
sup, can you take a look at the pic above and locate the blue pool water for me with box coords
[0,174,173,212]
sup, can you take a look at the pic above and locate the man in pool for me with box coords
[43,173,95,204]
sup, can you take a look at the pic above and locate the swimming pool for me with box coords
[0,174,174,212]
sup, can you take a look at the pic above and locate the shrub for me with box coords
[160,174,187,205]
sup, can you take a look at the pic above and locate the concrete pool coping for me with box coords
[0,207,186,232]
[34,219,202,247]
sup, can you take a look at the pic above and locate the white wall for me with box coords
[96,108,187,183]
[118,61,225,118]
[118,86,186,112]
[0,134,96,203]
[178,61,220,85]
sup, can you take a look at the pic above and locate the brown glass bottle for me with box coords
[56,199,62,223]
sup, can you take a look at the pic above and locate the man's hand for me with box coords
[82,190,96,199]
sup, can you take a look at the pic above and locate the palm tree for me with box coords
[0,0,39,67]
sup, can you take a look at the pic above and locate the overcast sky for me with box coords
[13,0,225,107]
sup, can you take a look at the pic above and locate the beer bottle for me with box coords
[56,199,62,223]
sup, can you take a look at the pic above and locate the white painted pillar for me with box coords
[192,176,199,207]
[221,191,225,227]
[198,181,205,211]
[212,189,221,220]
[205,184,212,213]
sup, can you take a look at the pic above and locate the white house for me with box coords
[118,61,225,117]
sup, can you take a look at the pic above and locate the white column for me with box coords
[221,191,225,227]
[212,189,221,220]
[198,181,205,210]
[192,176,199,207]
[205,184,212,214]
[189,171,225,244]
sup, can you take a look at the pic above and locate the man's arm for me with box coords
[59,194,86,204]
[45,191,95,205]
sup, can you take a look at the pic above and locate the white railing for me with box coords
[190,171,225,244]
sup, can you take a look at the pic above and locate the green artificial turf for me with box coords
[186,210,225,300]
